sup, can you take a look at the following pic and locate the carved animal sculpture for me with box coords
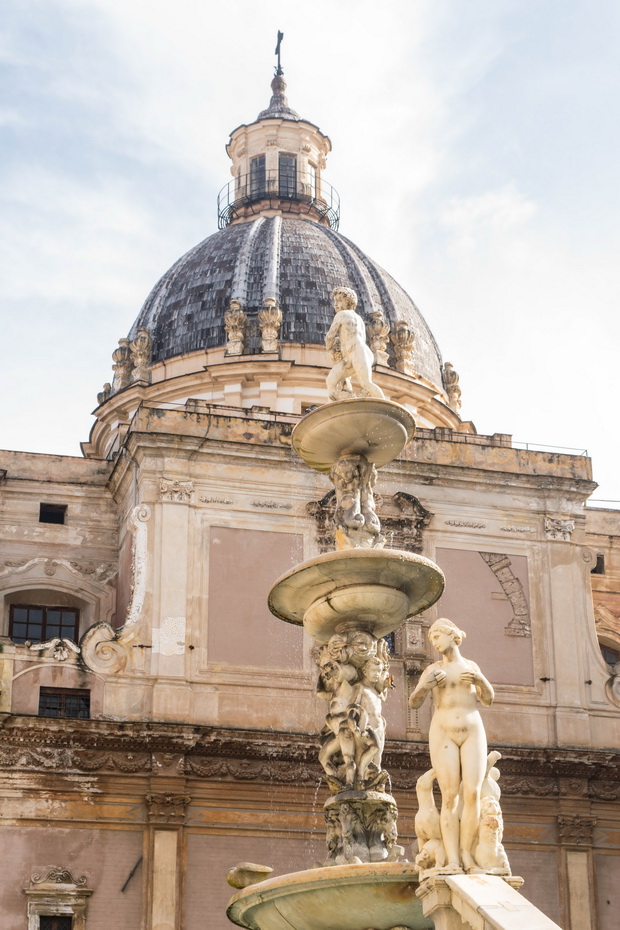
[414,767,446,871]
[474,797,510,873]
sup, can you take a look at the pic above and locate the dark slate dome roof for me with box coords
[129,216,444,387]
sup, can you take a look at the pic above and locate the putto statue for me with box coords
[325,287,385,402]
[409,618,511,877]
[317,632,391,791]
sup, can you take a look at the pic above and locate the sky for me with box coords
[1,0,619,506]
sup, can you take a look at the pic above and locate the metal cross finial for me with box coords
[275,30,284,75]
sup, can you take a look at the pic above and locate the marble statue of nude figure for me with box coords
[409,618,494,872]
[325,287,385,402]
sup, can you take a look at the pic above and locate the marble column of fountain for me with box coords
[226,287,521,930]
[226,287,445,930]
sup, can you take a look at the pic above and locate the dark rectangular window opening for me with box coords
[39,503,67,525]
[39,687,90,719]
[383,633,396,654]
[591,554,605,575]
[10,605,79,644]
[250,155,266,199]
[40,917,74,930]
[279,154,297,198]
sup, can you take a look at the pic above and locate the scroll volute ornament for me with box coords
[391,320,415,375]
[258,298,283,352]
[366,308,390,366]
[224,300,248,356]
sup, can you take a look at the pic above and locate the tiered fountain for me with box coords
[226,287,520,930]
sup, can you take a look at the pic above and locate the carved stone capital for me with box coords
[146,793,191,824]
[557,814,597,846]
[160,478,194,503]
[545,517,575,541]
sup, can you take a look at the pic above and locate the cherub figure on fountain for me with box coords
[325,287,385,402]
[317,634,391,792]
[409,618,511,877]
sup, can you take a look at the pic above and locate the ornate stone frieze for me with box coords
[479,552,531,637]
[557,814,597,846]
[251,500,292,510]
[257,298,283,352]
[160,478,194,503]
[0,557,117,583]
[68,561,117,582]
[500,776,560,797]
[366,308,390,366]
[445,519,486,529]
[224,300,248,355]
[199,495,233,505]
[500,525,536,534]
[545,517,575,541]
[146,793,191,824]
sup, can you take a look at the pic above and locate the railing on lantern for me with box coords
[217,171,340,230]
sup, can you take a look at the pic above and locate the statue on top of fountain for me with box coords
[317,632,392,792]
[325,287,385,402]
[409,618,511,878]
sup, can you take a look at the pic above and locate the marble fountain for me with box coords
[226,287,555,930]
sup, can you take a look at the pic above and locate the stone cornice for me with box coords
[1,716,618,799]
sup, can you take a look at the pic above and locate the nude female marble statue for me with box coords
[409,618,494,872]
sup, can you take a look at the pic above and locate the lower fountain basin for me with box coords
[226,862,433,930]
[268,548,445,641]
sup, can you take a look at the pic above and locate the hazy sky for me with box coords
[2,0,619,506]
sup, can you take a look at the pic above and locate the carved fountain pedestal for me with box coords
[227,395,444,930]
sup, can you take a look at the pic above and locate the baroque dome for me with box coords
[129,215,444,389]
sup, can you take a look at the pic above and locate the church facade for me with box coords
[1,63,619,930]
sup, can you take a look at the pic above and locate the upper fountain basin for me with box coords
[292,398,416,473]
